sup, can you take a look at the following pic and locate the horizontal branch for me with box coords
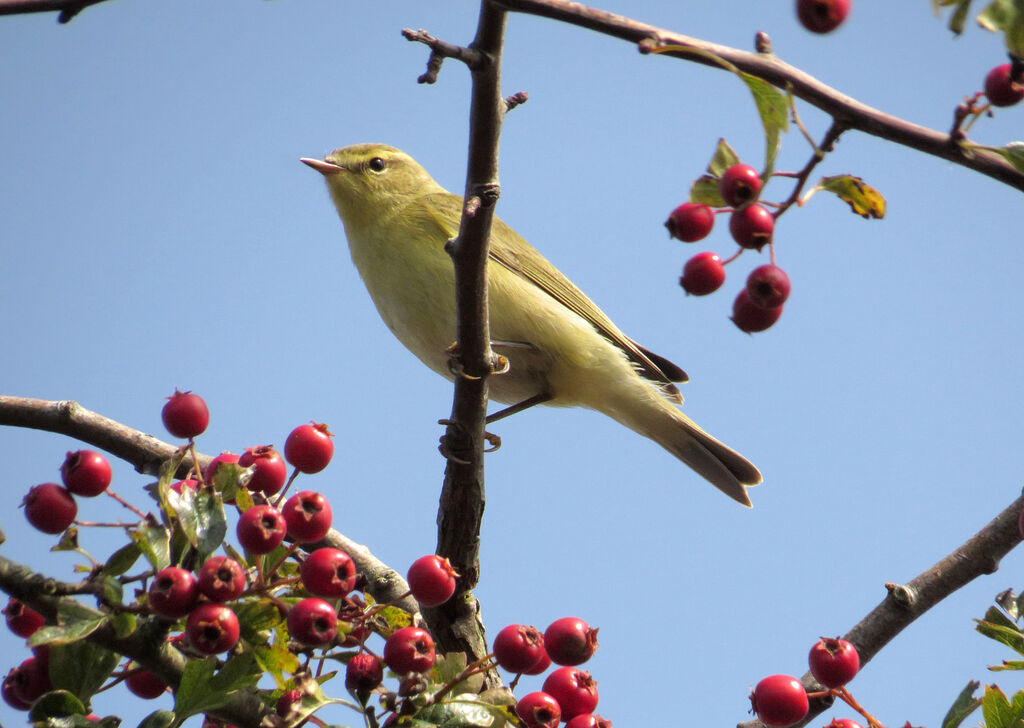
[0,0,110,23]
[493,0,1024,192]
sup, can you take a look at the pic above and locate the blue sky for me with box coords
[2,1,1023,726]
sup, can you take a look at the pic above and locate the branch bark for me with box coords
[0,0,110,23]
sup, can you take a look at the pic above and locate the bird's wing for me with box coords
[416,192,686,402]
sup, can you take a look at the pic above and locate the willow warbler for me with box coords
[301,144,761,506]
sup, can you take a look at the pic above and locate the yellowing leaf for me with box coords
[817,175,886,219]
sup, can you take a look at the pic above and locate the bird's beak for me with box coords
[300,157,343,176]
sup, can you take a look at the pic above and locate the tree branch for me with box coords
[492,0,1024,193]
[739,491,1024,728]
[0,0,111,23]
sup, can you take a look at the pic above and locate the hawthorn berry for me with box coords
[60,450,112,497]
[680,252,726,296]
[300,547,357,598]
[383,626,436,674]
[984,63,1024,107]
[731,290,784,333]
[407,554,459,607]
[284,423,335,474]
[205,451,240,485]
[161,390,209,439]
[493,624,547,674]
[665,202,715,242]
[751,675,809,728]
[543,667,599,720]
[186,603,240,654]
[148,566,200,619]
[288,597,338,646]
[565,715,612,728]
[746,265,791,309]
[516,691,562,728]
[340,623,373,648]
[237,504,287,554]
[171,478,199,494]
[826,720,864,728]
[729,204,774,250]
[238,446,288,496]
[719,164,763,207]
[198,556,246,602]
[345,653,384,693]
[544,617,599,666]
[282,491,333,543]
[275,689,303,718]
[8,656,51,705]
[808,637,860,688]
[796,0,850,33]
[125,668,168,699]
[524,649,552,675]
[2,671,31,710]
[22,483,77,534]
[4,598,44,638]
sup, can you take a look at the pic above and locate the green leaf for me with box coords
[688,175,726,206]
[174,652,264,720]
[103,542,142,577]
[706,138,741,177]
[234,599,286,645]
[432,653,484,698]
[942,680,982,728]
[814,175,887,219]
[981,684,1024,728]
[212,462,249,505]
[977,607,1024,655]
[49,641,120,703]
[737,72,788,176]
[53,527,81,552]
[157,450,187,497]
[168,486,227,560]
[416,694,511,727]
[101,576,123,606]
[136,710,175,728]
[991,660,1024,671]
[29,600,108,646]
[131,522,171,572]
[109,611,137,639]
[28,690,88,720]
[978,0,1024,56]
[991,142,1024,173]
[250,642,300,689]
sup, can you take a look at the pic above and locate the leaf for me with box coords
[53,528,81,552]
[737,72,789,175]
[234,599,286,645]
[991,660,1024,671]
[49,641,120,703]
[250,642,300,689]
[29,600,107,646]
[815,175,887,219]
[689,174,726,206]
[977,607,1024,655]
[996,589,1020,620]
[942,680,982,728]
[28,690,88,720]
[432,653,484,698]
[168,486,227,560]
[109,612,137,639]
[991,142,1024,173]
[416,694,511,727]
[103,542,142,577]
[136,710,175,728]
[978,0,1024,56]
[101,576,123,606]
[130,522,171,572]
[981,684,1024,728]
[174,654,263,720]
[706,138,741,177]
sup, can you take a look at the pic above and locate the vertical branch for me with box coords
[426,0,508,686]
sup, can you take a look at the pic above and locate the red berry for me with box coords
[238,446,288,496]
[746,265,791,309]
[544,617,598,666]
[826,720,863,728]
[161,390,209,439]
[542,667,599,721]
[751,675,809,728]
[171,478,199,494]
[282,491,333,543]
[284,423,335,474]
[345,653,384,693]
[198,556,246,602]
[2,671,32,710]
[383,626,436,674]
[148,566,199,619]
[185,603,240,654]
[796,0,850,33]
[205,451,240,485]
[22,483,77,534]
[340,623,373,648]
[719,164,763,207]
[680,252,726,296]
[808,637,860,688]
[275,689,303,718]
[407,555,459,607]
[731,290,784,333]
[125,668,168,699]
[4,598,45,638]
[236,505,287,554]
[9,656,51,704]
[985,63,1024,107]
[60,450,112,497]
[665,202,715,242]
[287,598,338,646]
[493,624,547,674]
[516,691,561,728]
[300,547,357,598]
[729,204,774,250]
[524,648,552,675]
[565,715,612,728]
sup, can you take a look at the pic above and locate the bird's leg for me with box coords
[485,392,552,424]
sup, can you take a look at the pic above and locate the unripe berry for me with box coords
[984,63,1024,107]
[284,423,335,474]
[808,637,860,688]
[407,554,459,607]
[719,164,763,207]
[60,450,112,497]
[680,252,726,296]
[516,691,561,728]
[665,203,715,242]
[729,204,774,250]
[731,290,783,333]
[751,675,809,727]
[796,0,850,33]
[746,265,791,309]
[544,617,598,666]
[161,390,209,439]
[23,483,77,534]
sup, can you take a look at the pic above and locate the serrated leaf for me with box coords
[816,175,886,219]
[738,72,788,175]
[49,641,120,703]
[53,528,80,552]
[28,690,88,721]
[104,542,142,577]
[136,710,175,728]
[157,450,187,496]
[977,608,1024,655]
[212,463,248,505]
[375,604,414,636]
[706,138,741,177]
[234,599,286,645]
[250,642,300,689]
[174,654,263,720]
[991,660,1024,671]
[130,522,171,572]
[29,600,107,646]
[981,683,1024,728]
[942,680,982,728]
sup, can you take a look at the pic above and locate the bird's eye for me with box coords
[368,157,386,172]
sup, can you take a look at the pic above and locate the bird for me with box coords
[300,144,761,506]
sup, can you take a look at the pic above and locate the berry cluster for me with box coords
[667,162,791,333]
[751,637,862,727]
